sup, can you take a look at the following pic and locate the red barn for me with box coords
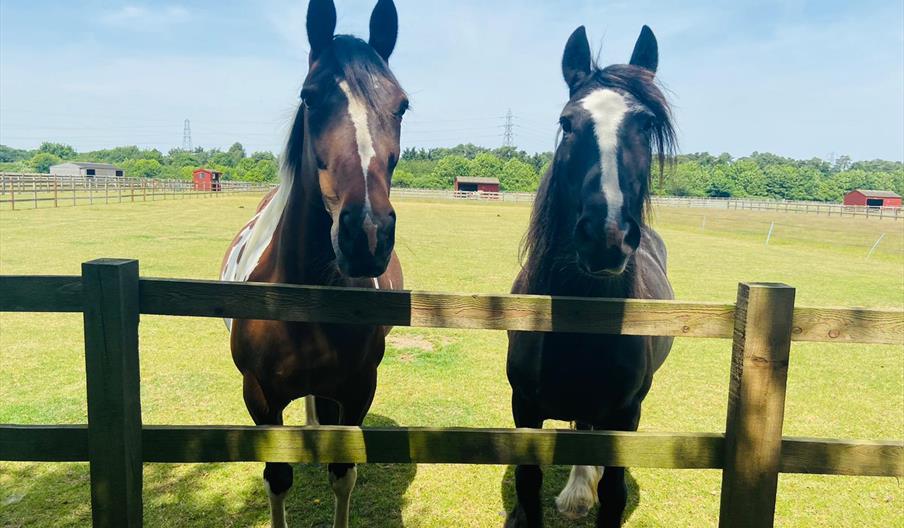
[193,168,223,191]
[454,176,500,193]
[843,189,901,208]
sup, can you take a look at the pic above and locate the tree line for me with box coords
[0,142,278,183]
[1,142,901,203]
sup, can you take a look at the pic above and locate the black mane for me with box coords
[520,63,677,288]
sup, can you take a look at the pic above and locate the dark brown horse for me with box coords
[505,26,677,528]
[220,1,407,526]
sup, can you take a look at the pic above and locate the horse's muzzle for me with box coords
[334,206,396,278]
[574,215,639,276]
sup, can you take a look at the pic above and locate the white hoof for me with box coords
[556,465,603,520]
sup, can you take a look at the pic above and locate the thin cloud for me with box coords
[100,4,191,29]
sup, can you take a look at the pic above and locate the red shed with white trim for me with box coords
[843,190,901,208]
[193,168,223,191]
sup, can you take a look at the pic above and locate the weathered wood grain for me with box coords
[1,275,900,344]
[719,283,796,528]
[138,278,738,337]
[3,425,899,478]
[780,437,904,477]
[82,260,143,528]
[791,306,904,344]
[140,426,725,468]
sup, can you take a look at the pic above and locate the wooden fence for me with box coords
[1,260,902,527]
[0,173,275,210]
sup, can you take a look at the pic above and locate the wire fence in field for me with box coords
[0,173,275,210]
[654,207,904,260]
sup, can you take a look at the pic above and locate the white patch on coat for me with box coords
[264,479,289,528]
[330,466,358,528]
[581,89,631,228]
[556,465,604,520]
[339,80,376,212]
[221,166,294,331]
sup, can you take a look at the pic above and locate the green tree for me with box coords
[227,142,247,166]
[431,156,471,189]
[38,142,76,160]
[122,159,163,178]
[469,152,504,179]
[0,145,31,163]
[28,152,62,173]
[500,159,539,192]
[391,169,415,188]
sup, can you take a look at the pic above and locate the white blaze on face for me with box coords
[581,89,631,228]
[339,80,376,212]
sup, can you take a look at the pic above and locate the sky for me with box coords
[1,0,902,161]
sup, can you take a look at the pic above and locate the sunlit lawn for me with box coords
[1,195,901,527]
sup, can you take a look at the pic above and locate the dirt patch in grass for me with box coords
[387,334,434,352]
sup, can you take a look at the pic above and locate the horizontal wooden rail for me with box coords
[138,278,737,338]
[0,276,901,344]
[2,425,900,477]
[0,276,83,312]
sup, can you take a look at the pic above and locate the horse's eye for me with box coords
[559,116,573,134]
[301,89,322,109]
[394,100,409,119]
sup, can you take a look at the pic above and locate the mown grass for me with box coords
[1,195,902,527]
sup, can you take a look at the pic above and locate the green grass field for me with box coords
[1,195,902,527]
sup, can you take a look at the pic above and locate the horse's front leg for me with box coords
[243,373,292,528]
[595,406,641,528]
[320,367,378,528]
[505,392,544,528]
[556,422,603,519]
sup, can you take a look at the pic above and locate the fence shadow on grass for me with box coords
[0,414,416,528]
[500,463,639,527]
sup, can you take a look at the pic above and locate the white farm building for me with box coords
[49,162,125,178]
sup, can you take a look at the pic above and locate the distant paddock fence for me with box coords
[652,196,903,220]
[391,188,536,203]
[0,173,275,210]
[1,260,902,527]
[392,188,902,220]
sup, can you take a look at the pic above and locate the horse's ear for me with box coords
[629,25,658,74]
[562,26,592,94]
[307,0,337,63]
[369,0,398,62]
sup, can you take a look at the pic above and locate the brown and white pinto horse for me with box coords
[220,1,406,526]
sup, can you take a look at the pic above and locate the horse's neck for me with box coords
[273,168,338,286]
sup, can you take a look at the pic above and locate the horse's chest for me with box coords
[535,334,650,417]
[234,321,381,384]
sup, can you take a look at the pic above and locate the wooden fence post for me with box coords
[82,259,143,528]
[718,283,795,528]
[53,177,59,207]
